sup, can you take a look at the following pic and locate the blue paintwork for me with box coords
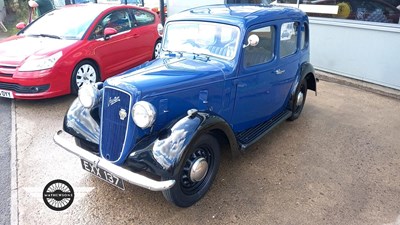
[63,4,316,177]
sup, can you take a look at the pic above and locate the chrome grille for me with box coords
[100,87,131,162]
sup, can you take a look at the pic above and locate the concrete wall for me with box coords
[309,17,400,90]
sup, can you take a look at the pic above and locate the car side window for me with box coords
[90,10,132,40]
[131,9,155,26]
[300,23,308,50]
[356,1,397,23]
[280,22,299,58]
[243,26,275,68]
[105,10,132,32]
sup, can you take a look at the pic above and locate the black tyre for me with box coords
[288,78,308,121]
[71,60,100,94]
[162,134,220,207]
[153,39,162,59]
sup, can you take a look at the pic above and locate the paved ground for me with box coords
[12,80,400,225]
[0,98,11,225]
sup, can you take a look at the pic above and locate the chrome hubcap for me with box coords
[296,91,304,107]
[76,64,97,88]
[189,157,208,182]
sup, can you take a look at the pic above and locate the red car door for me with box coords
[87,9,153,79]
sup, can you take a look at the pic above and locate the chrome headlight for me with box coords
[19,51,63,72]
[132,101,156,129]
[78,83,99,108]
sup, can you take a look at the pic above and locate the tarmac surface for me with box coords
[11,80,400,225]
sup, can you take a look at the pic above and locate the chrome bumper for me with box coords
[53,130,175,191]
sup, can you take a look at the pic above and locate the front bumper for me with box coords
[0,68,69,99]
[53,130,176,191]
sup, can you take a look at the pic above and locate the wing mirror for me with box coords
[16,22,26,30]
[243,34,259,48]
[104,27,118,40]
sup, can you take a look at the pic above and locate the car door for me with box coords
[127,8,158,62]
[274,20,301,108]
[87,9,148,78]
[231,21,300,132]
[231,24,278,132]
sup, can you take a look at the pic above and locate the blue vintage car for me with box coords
[54,4,317,207]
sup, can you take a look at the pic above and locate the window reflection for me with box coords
[276,0,400,24]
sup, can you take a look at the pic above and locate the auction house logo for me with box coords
[43,179,75,211]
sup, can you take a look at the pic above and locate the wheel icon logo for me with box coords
[43,179,74,211]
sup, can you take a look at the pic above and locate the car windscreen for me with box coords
[163,21,240,60]
[21,7,101,40]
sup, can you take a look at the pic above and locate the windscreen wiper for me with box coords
[29,33,62,39]
[192,52,210,61]
[164,50,183,57]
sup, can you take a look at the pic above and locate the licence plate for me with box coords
[0,89,13,99]
[80,159,125,190]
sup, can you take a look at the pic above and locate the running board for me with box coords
[237,110,292,149]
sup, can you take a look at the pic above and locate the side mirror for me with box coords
[243,34,259,48]
[103,27,118,40]
[16,22,27,30]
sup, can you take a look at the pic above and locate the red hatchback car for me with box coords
[0,4,161,99]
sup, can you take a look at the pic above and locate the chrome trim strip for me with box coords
[54,130,175,191]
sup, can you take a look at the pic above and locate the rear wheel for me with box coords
[288,78,307,121]
[162,134,220,207]
[71,60,99,94]
[153,39,162,59]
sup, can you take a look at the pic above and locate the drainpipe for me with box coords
[160,0,165,25]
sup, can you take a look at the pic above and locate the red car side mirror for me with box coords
[104,27,118,40]
[16,22,26,30]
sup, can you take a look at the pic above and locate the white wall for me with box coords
[309,17,400,90]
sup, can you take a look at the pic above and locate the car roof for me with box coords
[61,3,145,13]
[167,4,307,27]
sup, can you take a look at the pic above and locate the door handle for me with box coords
[133,34,139,38]
[275,69,285,75]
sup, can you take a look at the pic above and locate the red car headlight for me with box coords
[19,51,63,72]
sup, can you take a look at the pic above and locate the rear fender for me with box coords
[289,62,317,102]
[301,62,317,93]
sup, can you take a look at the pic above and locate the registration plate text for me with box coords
[81,159,125,190]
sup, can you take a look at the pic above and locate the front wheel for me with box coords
[162,134,220,207]
[288,78,307,121]
[71,60,100,94]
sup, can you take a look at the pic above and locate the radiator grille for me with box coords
[100,87,131,162]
